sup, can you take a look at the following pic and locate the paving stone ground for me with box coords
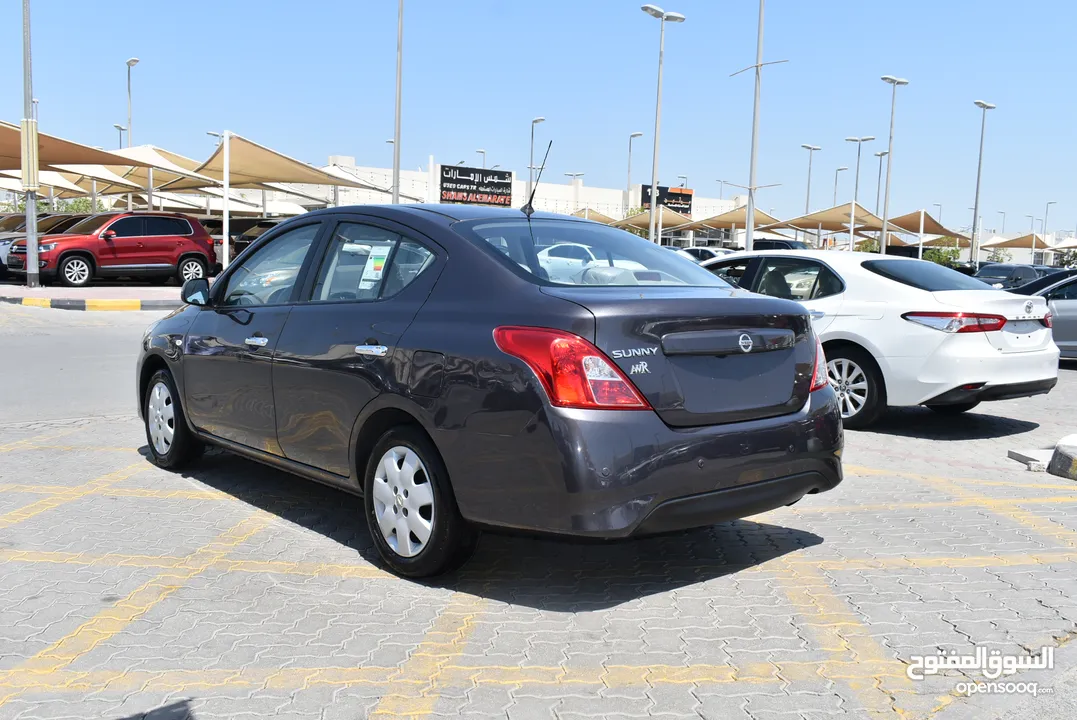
[1,304,1076,719]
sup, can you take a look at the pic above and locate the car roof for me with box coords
[313,203,576,224]
[699,249,916,269]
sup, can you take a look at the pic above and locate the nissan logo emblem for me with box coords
[738,333,753,353]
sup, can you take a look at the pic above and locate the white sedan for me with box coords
[702,250,1059,428]
[537,243,645,283]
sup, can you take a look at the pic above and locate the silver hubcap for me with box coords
[64,258,90,285]
[827,358,869,419]
[372,446,435,558]
[181,261,204,280]
[147,381,175,455]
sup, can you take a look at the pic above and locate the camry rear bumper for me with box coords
[443,386,843,538]
[924,377,1058,406]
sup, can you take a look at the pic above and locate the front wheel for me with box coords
[363,426,477,578]
[177,257,207,284]
[928,401,981,415]
[826,346,886,429]
[144,369,203,469]
[58,255,93,287]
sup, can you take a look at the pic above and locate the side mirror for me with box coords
[181,277,212,307]
[101,230,116,241]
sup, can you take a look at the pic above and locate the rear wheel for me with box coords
[58,255,93,287]
[928,401,981,415]
[177,257,207,284]
[144,369,203,469]
[363,426,477,578]
[826,346,885,429]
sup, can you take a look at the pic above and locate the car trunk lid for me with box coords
[542,286,816,427]
[931,290,1052,354]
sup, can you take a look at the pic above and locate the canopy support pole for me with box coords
[849,201,856,252]
[48,186,54,210]
[146,167,153,210]
[261,189,267,217]
[818,222,823,249]
[222,131,230,268]
[918,209,925,259]
[90,179,97,211]
[333,185,339,208]
[731,222,737,249]
[656,204,665,245]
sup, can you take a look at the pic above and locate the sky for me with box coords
[2,0,1074,236]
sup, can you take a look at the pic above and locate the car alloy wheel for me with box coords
[180,259,205,280]
[63,257,91,285]
[371,446,435,558]
[827,357,869,420]
[146,380,175,455]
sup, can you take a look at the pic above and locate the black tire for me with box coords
[176,256,207,285]
[58,254,94,288]
[928,401,981,415]
[143,369,203,469]
[363,426,477,578]
[826,345,886,429]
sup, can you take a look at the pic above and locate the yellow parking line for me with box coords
[789,495,1077,514]
[368,592,486,718]
[0,462,145,531]
[847,464,1077,491]
[0,426,84,453]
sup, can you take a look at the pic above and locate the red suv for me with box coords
[6,211,217,287]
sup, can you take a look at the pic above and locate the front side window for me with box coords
[460,219,728,287]
[218,223,321,307]
[1048,280,1077,301]
[753,258,843,301]
[145,217,191,236]
[106,217,144,237]
[864,258,995,291]
[310,222,434,302]
[707,259,751,287]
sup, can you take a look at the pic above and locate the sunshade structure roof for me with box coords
[883,210,969,241]
[105,146,216,191]
[761,202,882,232]
[51,164,141,195]
[921,235,972,248]
[571,208,618,224]
[162,134,367,191]
[669,206,780,232]
[611,206,693,231]
[982,233,1050,250]
[855,232,908,249]
[0,121,152,172]
[1051,238,1077,251]
[0,170,85,195]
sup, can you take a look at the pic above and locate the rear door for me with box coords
[272,217,442,476]
[1045,279,1077,356]
[748,256,845,333]
[932,290,1052,354]
[144,216,192,265]
[702,257,760,289]
[97,216,145,268]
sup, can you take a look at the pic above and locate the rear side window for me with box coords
[145,217,192,236]
[862,259,994,291]
[754,258,843,301]
[107,217,144,237]
[1048,280,1077,301]
[310,222,435,302]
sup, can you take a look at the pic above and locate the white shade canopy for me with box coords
[0,169,86,195]
[0,121,152,172]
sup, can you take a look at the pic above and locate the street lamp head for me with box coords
[532,116,545,125]
[974,100,996,110]
[665,11,686,22]
[385,139,394,144]
[476,148,486,153]
[837,166,848,171]
[641,4,665,18]
[875,150,889,157]
[114,124,127,131]
[126,58,139,67]
[802,144,821,151]
[456,161,465,165]
[206,131,220,139]
[881,75,909,86]
[630,132,644,138]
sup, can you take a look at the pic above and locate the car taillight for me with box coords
[493,326,651,410]
[901,312,1007,333]
[1042,313,1052,328]
[810,335,828,392]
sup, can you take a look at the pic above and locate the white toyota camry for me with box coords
[701,250,1059,427]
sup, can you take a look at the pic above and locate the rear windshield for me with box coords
[974,265,1013,279]
[459,218,729,287]
[862,259,995,291]
[63,213,119,235]
[0,215,25,232]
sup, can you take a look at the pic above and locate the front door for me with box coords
[273,218,441,477]
[97,216,147,268]
[1046,278,1077,357]
[182,221,324,452]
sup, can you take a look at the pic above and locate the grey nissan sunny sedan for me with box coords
[137,205,843,577]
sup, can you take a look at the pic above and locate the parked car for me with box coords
[233,219,284,256]
[1034,274,1077,358]
[752,239,812,250]
[667,246,734,263]
[138,205,843,577]
[535,242,647,282]
[0,214,28,233]
[1010,268,1077,296]
[6,211,216,287]
[199,216,267,260]
[0,214,88,278]
[1034,265,1059,277]
[973,263,1040,289]
[701,251,1058,427]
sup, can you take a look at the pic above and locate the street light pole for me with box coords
[21,0,40,288]
[878,75,909,256]
[527,116,545,199]
[125,58,138,147]
[933,203,942,223]
[874,150,888,214]
[626,131,642,218]
[565,172,584,211]
[969,99,995,269]
[833,167,847,207]
[113,124,126,149]
[744,0,765,251]
[642,4,685,243]
[716,179,727,200]
[997,210,1006,235]
[476,149,486,169]
[391,0,403,204]
[677,174,687,188]
[1044,201,1056,240]
[845,136,874,250]
[800,144,820,214]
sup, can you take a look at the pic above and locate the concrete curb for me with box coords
[0,296,180,311]
[1047,434,1077,481]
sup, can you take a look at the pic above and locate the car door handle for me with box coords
[244,336,269,347]
[809,310,826,319]
[354,344,388,357]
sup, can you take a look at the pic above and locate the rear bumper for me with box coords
[924,377,1058,406]
[444,386,844,538]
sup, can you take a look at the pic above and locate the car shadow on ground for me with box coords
[113,699,193,719]
[162,447,823,610]
[859,406,1038,441]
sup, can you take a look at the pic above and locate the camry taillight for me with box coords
[902,312,1007,333]
[1042,313,1053,328]
[493,326,651,410]
[810,335,828,392]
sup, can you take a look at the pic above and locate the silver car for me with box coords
[1037,274,1077,358]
